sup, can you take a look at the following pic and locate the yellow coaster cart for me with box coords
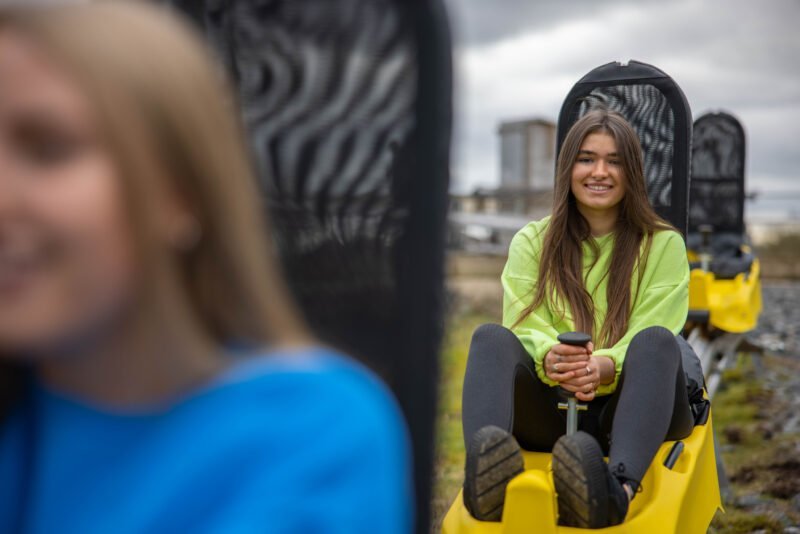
[443,61,722,534]
[684,111,762,399]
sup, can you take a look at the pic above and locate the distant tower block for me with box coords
[499,118,556,191]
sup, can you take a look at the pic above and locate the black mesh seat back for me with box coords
[689,112,746,236]
[556,61,692,236]
[198,1,422,368]
[167,2,452,531]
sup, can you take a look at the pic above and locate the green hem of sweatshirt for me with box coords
[501,216,689,396]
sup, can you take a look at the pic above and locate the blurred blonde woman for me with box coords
[0,3,410,532]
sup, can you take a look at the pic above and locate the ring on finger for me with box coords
[586,366,591,377]
[557,354,563,363]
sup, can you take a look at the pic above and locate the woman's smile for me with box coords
[571,132,626,220]
[584,182,614,193]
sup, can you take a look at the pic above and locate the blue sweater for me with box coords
[0,349,411,533]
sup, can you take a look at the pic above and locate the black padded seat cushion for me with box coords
[708,256,754,280]
[687,232,754,279]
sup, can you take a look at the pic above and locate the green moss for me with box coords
[712,356,763,432]
[710,509,783,533]
[708,353,800,529]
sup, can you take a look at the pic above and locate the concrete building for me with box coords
[449,117,557,253]
[499,118,556,191]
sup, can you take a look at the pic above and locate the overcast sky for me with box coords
[443,0,800,219]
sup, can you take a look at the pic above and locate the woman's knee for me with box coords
[467,323,528,371]
[470,323,517,352]
[624,326,681,372]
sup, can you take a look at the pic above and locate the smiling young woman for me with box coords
[460,110,701,528]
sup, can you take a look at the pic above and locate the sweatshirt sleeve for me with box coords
[502,225,561,387]
[591,231,689,395]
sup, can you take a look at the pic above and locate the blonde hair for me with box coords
[0,2,308,346]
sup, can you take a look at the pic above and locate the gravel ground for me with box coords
[751,282,800,437]
[751,282,800,355]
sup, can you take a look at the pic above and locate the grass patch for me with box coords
[430,310,493,530]
[709,509,783,534]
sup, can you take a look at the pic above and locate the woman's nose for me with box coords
[592,160,608,177]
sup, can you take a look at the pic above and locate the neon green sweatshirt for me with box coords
[501,216,689,396]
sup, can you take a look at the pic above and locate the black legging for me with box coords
[462,324,695,487]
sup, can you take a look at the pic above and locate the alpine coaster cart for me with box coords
[442,61,722,533]
[684,111,762,400]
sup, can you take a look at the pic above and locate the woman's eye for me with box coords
[577,157,593,164]
[10,117,86,168]
[14,130,82,167]
[609,160,620,166]
[24,139,77,164]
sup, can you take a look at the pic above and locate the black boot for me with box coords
[552,431,630,528]
[462,425,525,521]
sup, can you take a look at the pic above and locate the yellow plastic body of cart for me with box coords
[687,251,762,334]
[442,413,721,534]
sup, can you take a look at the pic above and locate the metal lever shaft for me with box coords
[556,332,592,436]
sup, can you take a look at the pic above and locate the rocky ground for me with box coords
[709,281,800,533]
[751,283,800,356]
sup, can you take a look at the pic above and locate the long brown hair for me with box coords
[0,2,309,409]
[514,110,673,347]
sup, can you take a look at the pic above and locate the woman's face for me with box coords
[570,131,626,219]
[0,30,140,357]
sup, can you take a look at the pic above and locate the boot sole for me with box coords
[463,426,525,521]
[552,431,609,528]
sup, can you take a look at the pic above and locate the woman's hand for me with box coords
[560,355,616,402]
[543,342,594,383]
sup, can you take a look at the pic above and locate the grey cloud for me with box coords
[445,0,660,47]
[445,0,800,214]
